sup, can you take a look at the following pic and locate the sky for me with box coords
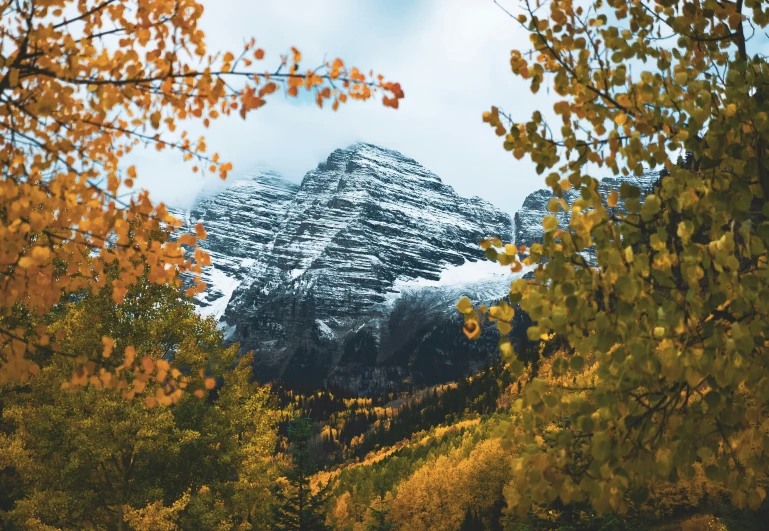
[132,0,553,216]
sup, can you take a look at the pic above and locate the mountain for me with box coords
[172,143,659,392]
[201,143,519,390]
[169,171,298,318]
[514,171,662,246]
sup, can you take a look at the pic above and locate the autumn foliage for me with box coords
[458,0,769,517]
[0,0,403,388]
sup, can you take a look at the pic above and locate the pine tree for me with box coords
[272,417,331,530]
[365,495,393,531]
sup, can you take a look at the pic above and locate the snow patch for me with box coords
[315,320,335,339]
[198,268,242,321]
[392,258,519,291]
[379,258,534,311]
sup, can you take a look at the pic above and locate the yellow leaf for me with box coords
[547,197,560,213]
[543,215,559,232]
[607,189,619,208]
[614,113,628,125]
[456,297,474,315]
[31,246,50,260]
[463,320,481,340]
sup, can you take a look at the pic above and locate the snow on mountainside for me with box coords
[383,258,532,314]
[217,143,515,384]
[169,171,298,318]
[514,170,662,246]
[226,143,513,318]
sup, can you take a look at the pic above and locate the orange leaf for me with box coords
[102,336,114,358]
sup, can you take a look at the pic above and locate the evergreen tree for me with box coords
[365,495,393,531]
[272,417,331,530]
[459,509,484,531]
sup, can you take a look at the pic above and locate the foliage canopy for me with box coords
[0,279,279,530]
[459,0,769,516]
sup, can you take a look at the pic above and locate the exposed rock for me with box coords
[168,171,298,319]
[514,170,662,246]
[219,143,517,388]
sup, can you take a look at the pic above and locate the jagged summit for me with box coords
[209,143,515,385]
[315,142,443,184]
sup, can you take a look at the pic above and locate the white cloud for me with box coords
[132,0,553,216]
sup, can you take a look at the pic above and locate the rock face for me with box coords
[215,143,518,389]
[513,171,662,246]
[169,171,299,318]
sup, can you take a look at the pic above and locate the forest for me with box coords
[3,0,769,529]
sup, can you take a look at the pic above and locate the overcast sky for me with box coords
[132,0,552,216]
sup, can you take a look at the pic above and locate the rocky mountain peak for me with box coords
[214,143,515,384]
[514,169,662,246]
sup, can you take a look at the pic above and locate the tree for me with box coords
[0,0,403,387]
[0,279,279,530]
[458,0,769,517]
[272,416,332,531]
[389,438,511,531]
[365,494,394,531]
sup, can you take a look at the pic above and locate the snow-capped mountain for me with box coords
[172,143,660,392]
[213,143,519,388]
[514,171,661,246]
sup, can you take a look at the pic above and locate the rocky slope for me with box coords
[169,171,298,318]
[211,143,518,389]
[514,171,662,246]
